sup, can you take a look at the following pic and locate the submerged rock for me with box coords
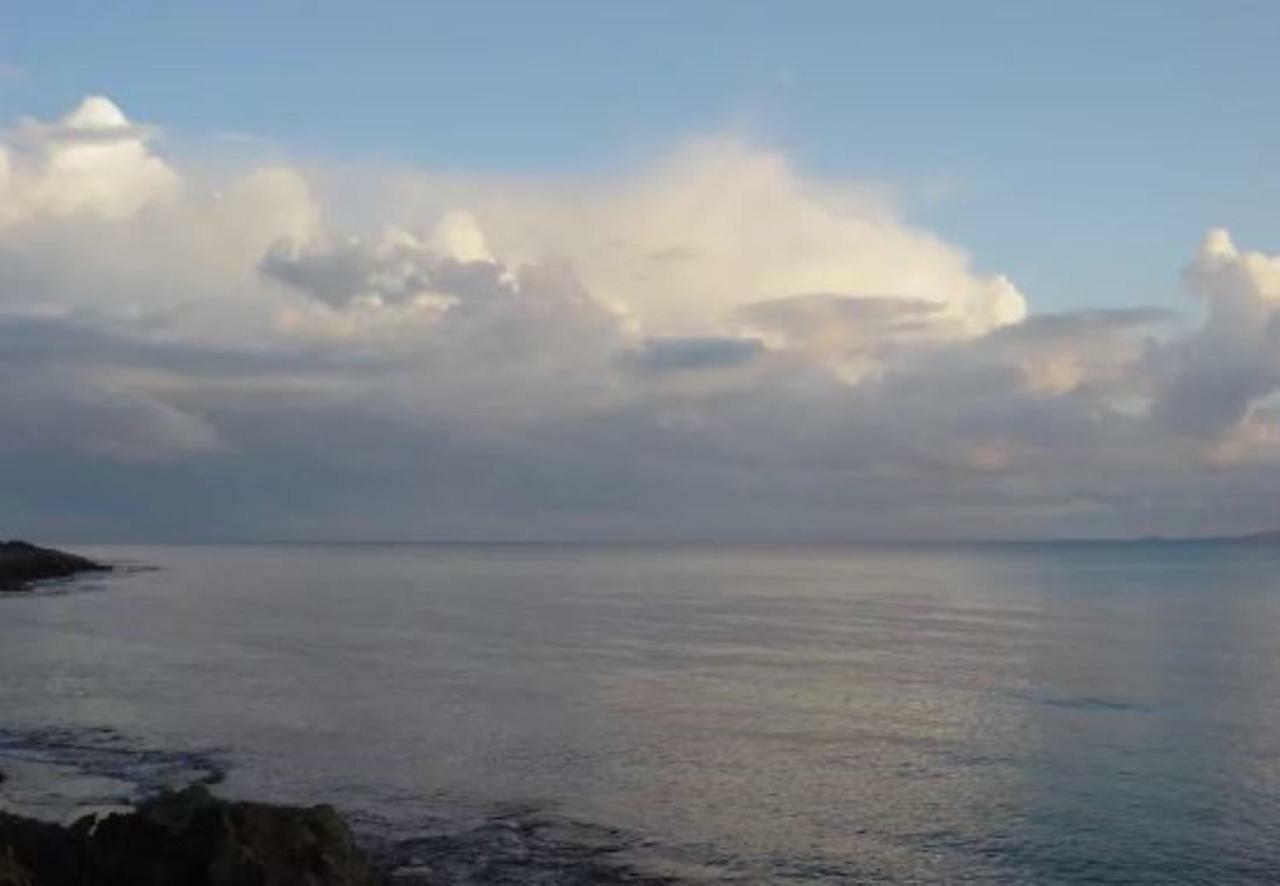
[0,541,110,592]
[0,785,376,885]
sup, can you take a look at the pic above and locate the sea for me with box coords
[2,541,1280,883]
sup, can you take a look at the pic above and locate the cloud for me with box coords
[0,317,226,462]
[386,138,1028,337]
[624,336,767,372]
[1,95,1279,539]
[735,294,944,378]
[0,96,178,222]
[1155,229,1280,437]
[0,372,224,462]
[260,216,505,311]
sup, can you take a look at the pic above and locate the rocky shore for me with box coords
[0,783,687,885]
[0,541,110,592]
[0,784,376,886]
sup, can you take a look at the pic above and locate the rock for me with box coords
[0,812,83,886]
[0,785,377,886]
[0,540,110,592]
[0,845,36,886]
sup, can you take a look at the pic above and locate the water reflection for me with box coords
[2,542,1280,882]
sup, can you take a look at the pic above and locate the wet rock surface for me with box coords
[0,784,376,886]
[0,541,110,592]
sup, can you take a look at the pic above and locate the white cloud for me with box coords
[389,138,1027,339]
[0,96,178,222]
[1156,229,1280,435]
[1,95,1278,539]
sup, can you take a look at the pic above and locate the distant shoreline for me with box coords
[34,531,1280,549]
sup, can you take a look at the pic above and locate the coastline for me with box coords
[0,725,690,885]
[0,773,686,885]
[0,784,376,886]
[0,542,110,593]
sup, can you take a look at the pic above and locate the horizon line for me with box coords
[42,530,1280,548]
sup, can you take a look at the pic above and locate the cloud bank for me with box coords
[2,97,1278,540]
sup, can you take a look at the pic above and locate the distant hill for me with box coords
[1236,529,1280,543]
[1121,529,1280,544]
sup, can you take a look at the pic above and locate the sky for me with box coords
[1,2,1279,540]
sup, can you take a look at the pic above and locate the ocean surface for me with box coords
[3,542,1280,883]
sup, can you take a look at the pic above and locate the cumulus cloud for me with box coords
[384,140,1028,340]
[1,95,1279,539]
[0,96,178,221]
[260,216,507,315]
[1156,229,1280,436]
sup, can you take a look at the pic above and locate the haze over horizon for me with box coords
[2,2,1280,542]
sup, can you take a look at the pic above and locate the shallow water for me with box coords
[3,542,1280,882]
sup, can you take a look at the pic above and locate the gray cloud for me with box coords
[990,307,1174,343]
[624,336,766,372]
[259,234,516,310]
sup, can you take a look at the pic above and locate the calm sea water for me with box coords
[3,542,1280,882]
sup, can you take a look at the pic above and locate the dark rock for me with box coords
[0,844,36,886]
[0,785,377,886]
[0,540,110,592]
[0,812,83,886]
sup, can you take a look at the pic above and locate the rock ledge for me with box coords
[0,541,110,592]
[0,784,376,886]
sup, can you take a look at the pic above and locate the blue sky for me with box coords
[4,1,1278,316]
[2,2,1280,540]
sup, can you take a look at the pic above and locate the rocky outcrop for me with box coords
[0,541,109,592]
[0,785,376,886]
